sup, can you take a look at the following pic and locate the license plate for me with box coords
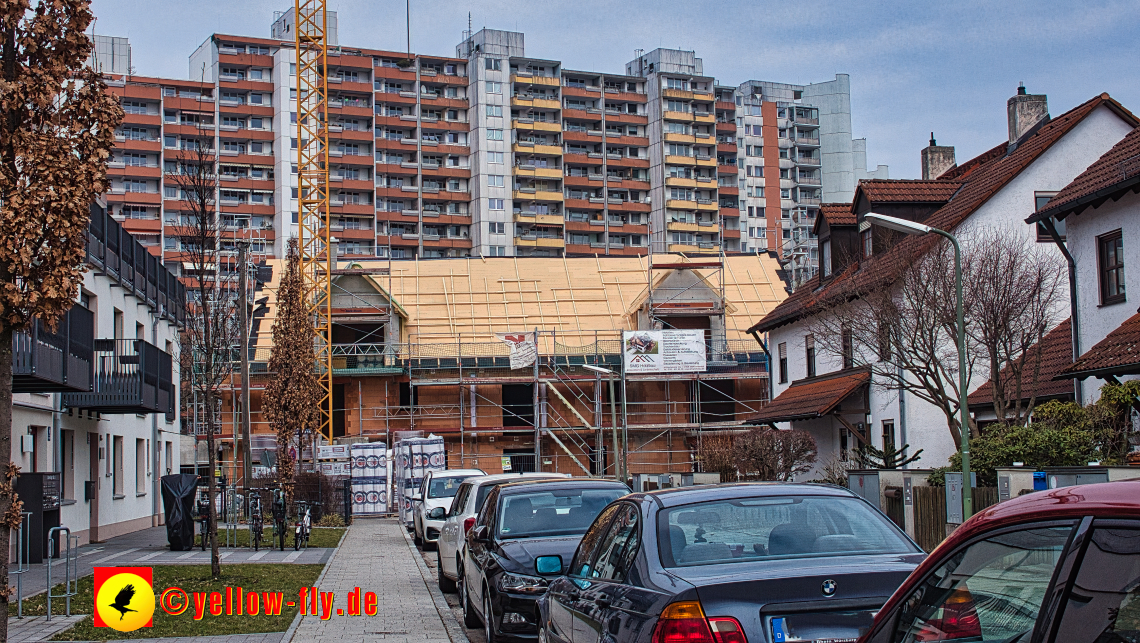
[769,610,874,643]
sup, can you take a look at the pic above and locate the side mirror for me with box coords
[428,507,447,520]
[472,525,490,543]
[535,555,563,576]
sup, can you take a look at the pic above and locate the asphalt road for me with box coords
[418,544,489,643]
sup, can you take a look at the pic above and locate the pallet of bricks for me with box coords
[349,442,389,517]
[392,435,446,528]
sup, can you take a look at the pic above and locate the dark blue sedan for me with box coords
[536,483,924,643]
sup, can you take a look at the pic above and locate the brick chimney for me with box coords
[921,133,956,180]
[1008,83,1049,149]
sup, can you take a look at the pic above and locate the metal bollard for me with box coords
[12,512,31,618]
[45,526,74,620]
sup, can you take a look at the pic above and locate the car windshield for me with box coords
[497,487,625,539]
[659,495,917,567]
[428,476,469,499]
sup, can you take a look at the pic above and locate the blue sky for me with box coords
[89,0,1140,178]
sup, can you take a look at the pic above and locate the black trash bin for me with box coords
[161,474,199,551]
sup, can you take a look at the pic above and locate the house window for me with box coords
[113,435,124,497]
[777,342,787,384]
[805,335,816,378]
[841,327,854,369]
[862,229,873,258]
[488,198,504,210]
[821,239,832,277]
[485,105,502,118]
[487,129,503,141]
[1034,191,1064,241]
[1098,229,1126,305]
[882,421,896,450]
[486,81,501,93]
[136,438,146,495]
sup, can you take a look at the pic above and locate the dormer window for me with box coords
[862,229,873,258]
[822,239,832,277]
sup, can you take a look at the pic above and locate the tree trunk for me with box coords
[205,388,221,579]
[0,325,15,642]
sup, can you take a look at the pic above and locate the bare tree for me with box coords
[169,136,237,579]
[734,428,818,481]
[965,233,1066,425]
[696,434,738,482]
[814,229,1066,448]
[0,0,120,631]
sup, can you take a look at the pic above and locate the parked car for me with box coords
[412,468,485,549]
[438,472,570,593]
[536,483,923,643]
[858,478,1140,643]
[460,478,630,642]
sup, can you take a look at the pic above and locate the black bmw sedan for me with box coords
[536,483,924,643]
[460,478,630,643]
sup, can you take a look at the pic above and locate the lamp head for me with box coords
[864,212,933,236]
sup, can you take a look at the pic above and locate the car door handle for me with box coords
[593,594,611,607]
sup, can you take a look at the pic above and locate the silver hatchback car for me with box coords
[436,472,568,592]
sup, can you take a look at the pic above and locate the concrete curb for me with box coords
[402,523,473,643]
[280,526,349,643]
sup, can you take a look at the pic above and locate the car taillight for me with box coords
[915,586,982,641]
[708,618,747,643]
[652,602,716,643]
[463,517,476,535]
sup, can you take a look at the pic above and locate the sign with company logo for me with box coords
[94,567,155,632]
[496,332,538,369]
[622,330,707,373]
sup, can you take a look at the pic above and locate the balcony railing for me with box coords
[12,306,94,393]
[62,339,174,418]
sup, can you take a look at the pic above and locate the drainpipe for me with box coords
[1042,218,1082,404]
[152,316,160,526]
[749,329,774,406]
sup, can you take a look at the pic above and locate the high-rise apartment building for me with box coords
[98,11,883,278]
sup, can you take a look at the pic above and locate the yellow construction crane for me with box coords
[294,0,334,442]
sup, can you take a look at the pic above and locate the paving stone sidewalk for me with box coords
[287,518,465,643]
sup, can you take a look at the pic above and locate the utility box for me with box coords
[633,472,720,492]
[15,472,62,563]
[848,469,935,540]
[997,465,1140,500]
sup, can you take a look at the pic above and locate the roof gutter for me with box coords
[1028,174,1140,223]
[1040,217,1082,403]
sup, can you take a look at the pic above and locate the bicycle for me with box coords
[294,501,312,551]
[249,492,263,551]
[271,488,287,551]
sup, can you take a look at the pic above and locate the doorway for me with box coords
[501,384,534,427]
[697,380,735,424]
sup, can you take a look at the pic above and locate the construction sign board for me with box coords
[622,330,707,374]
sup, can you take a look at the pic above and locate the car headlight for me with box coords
[498,572,549,595]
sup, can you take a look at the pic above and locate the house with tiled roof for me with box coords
[748,87,1138,476]
[1029,124,1140,405]
[967,318,1076,424]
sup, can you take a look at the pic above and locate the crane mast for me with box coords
[294,0,334,442]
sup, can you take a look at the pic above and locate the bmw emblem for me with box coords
[821,579,837,597]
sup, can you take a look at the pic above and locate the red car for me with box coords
[859,479,1140,643]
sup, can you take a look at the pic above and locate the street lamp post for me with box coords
[584,365,623,482]
[864,213,972,520]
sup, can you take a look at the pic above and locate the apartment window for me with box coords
[487,175,504,187]
[490,246,507,256]
[1099,229,1126,305]
[165,441,173,475]
[841,327,854,369]
[777,342,788,384]
[112,435,124,497]
[488,151,504,164]
[488,198,504,210]
[805,335,816,378]
[487,129,503,141]
[61,430,74,500]
[484,58,502,71]
[489,222,505,234]
[862,229,873,258]
[485,105,502,117]
[821,239,832,277]
[136,438,146,495]
[486,81,501,93]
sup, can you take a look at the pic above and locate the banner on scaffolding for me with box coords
[496,332,538,369]
[622,330,707,373]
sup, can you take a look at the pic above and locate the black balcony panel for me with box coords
[62,338,174,415]
[12,306,94,393]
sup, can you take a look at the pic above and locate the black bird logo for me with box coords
[109,584,138,620]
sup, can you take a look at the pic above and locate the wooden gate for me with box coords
[883,487,905,530]
[913,486,1000,552]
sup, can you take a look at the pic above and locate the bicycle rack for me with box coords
[12,512,31,618]
[46,526,77,620]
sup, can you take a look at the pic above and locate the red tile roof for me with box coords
[1059,312,1140,380]
[1031,124,1140,221]
[967,318,1075,409]
[855,179,963,203]
[748,368,870,424]
[751,93,1138,335]
[821,203,856,226]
